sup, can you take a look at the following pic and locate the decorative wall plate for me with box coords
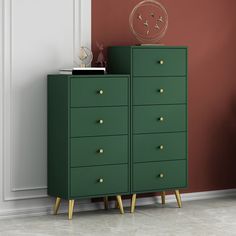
[129,0,168,44]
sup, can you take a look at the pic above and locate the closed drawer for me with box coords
[133,132,186,163]
[133,77,186,105]
[133,105,186,134]
[71,135,128,167]
[71,107,128,137]
[71,164,128,197]
[133,160,186,192]
[71,76,128,107]
[133,48,186,77]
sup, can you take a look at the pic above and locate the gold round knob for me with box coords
[159,88,164,93]
[159,173,164,178]
[159,117,164,122]
[159,145,164,150]
[159,60,164,65]
[98,119,104,124]
[98,90,104,95]
[98,178,104,183]
[98,149,104,154]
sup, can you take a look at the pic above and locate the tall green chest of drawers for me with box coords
[48,75,130,219]
[108,46,188,211]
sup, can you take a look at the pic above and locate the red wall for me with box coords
[92,0,236,193]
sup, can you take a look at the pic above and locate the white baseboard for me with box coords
[0,188,236,219]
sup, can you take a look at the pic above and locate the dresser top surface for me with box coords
[109,45,188,49]
[48,74,130,78]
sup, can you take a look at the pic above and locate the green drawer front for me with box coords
[71,76,128,107]
[133,48,186,77]
[133,77,186,105]
[71,164,128,197]
[133,105,186,134]
[133,132,186,163]
[71,107,128,137]
[71,135,128,167]
[133,160,186,192]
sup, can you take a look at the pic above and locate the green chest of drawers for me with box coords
[47,75,130,218]
[48,46,188,219]
[108,46,188,211]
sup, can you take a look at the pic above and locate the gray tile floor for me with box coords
[1,197,236,236]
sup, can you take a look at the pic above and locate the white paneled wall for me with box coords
[0,0,91,215]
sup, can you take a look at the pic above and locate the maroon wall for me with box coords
[92,0,236,193]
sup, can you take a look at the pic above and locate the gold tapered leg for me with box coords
[175,190,182,208]
[53,197,61,215]
[116,195,124,214]
[68,200,75,220]
[104,196,109,210]
[115,200,119,209]
[131,194,137,213]
[161,191,166,205]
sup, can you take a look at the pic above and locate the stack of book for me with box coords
[59,67,106,75]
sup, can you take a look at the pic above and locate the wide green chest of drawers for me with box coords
[108,46,188,211]
[47,75,130,218]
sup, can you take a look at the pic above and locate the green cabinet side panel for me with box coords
[133,77,186,105]
[133,160,187,192]
[71,164,128,198]
[133,132,186,163]
[47,75,69,199]
[71,135,128,167]
[70,76,128,107]
[70,106,128,137]
[108,47,132,74]
[133,104,187,134]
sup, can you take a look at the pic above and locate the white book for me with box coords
[73,67,106,71]
[59,67,106,75]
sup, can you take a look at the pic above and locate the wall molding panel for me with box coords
[74,0,91,66]
[0,0,4,202]
[1,0,91,201]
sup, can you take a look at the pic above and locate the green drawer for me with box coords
[133,48,186,77]
[70,76,128,107]
[71,107,128,137]
[133,160,186,192]
[133,132,186,163]
[133,77,186,105]
[133,105,186,134]
[71,164,128,197]
[71,135,128,167]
